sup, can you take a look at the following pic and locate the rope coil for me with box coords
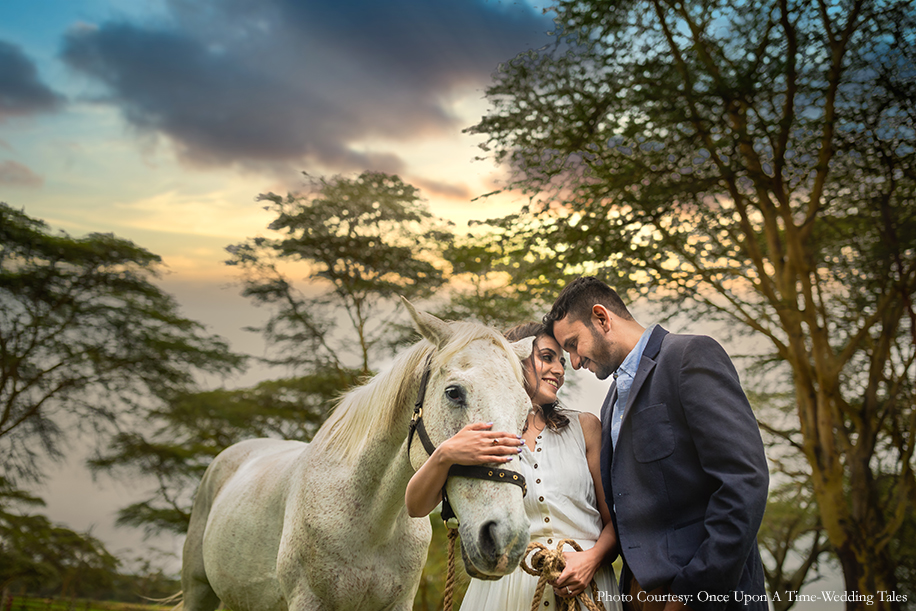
[520,539,604,611]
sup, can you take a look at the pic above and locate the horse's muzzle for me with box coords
[459,520,529,579]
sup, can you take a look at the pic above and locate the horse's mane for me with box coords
[312,320,524,461]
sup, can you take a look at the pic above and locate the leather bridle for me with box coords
[407,355,528,522]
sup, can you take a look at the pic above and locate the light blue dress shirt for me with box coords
[610,324,656,450]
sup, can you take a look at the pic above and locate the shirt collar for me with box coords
[615,324,657,380]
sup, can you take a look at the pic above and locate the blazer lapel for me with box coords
[599,381,617,508]
[619,325,668,425]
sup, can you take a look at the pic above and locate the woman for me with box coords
[405,322,622,611]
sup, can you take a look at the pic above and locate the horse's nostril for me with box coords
[478,520,499,559]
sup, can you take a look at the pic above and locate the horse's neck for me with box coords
[349,410,417,525]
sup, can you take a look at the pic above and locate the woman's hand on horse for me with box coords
[437,422,523,465]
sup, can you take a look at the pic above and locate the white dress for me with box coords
[459,412,623,611]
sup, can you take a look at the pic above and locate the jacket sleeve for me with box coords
[668,335,769,606]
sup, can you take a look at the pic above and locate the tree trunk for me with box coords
[800,383,905,611]
[835,542,902,611]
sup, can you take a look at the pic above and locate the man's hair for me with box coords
[543,276,633,333]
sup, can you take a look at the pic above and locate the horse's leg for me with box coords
[181,469,222,611]
[285,588,327,611]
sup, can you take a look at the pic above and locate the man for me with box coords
[544,276,769,611]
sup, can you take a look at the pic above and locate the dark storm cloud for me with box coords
[0,40,65,121]
[59,0,552,173]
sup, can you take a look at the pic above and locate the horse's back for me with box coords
[183,438,309,611]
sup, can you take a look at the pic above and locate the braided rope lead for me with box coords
[520,539,604,611]
[443,523,460,611]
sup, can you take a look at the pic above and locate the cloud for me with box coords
[0,160,43,187]
[410,176,472,200]
[59,0,551,174]
[0,40,66,121]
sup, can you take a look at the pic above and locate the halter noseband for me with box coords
[407,355,528,522]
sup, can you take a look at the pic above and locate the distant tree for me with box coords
[90,370,357,536]
[467,0,915,604]
[0,202,245,483]
[226,171,453,375]
[430,233,550,328]
[0,476,118,599]
[97,171,456,539]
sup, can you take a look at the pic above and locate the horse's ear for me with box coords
[510,336,535,360]
[401,296,452,348]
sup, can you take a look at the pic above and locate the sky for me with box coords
[0,0,576,574]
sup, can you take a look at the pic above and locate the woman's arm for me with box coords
[405,422,524,517]
[553,412,618,597]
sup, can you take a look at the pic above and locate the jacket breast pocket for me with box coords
[630,403,675,463]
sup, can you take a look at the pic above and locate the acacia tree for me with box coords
[0,203,245,484]
[91,372,354,536]
[97,172,455,538]
[414,233,549,332]
[1,476,119,599]
[226,171,453,375]
[467,0,915,605]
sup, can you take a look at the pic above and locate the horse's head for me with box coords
[404,298,533,579]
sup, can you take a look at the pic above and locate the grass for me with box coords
[4,598,172,611]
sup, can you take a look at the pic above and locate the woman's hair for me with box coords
[504,322,570,432]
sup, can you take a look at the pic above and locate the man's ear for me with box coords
[591,304,613,332]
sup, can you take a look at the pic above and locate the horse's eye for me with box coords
[444,385,466,405]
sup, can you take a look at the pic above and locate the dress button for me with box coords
[537,447,542,452]
[539,496,544,502]
[547,538,553,544]
[536,479,541,484]
[534,464,538,469]
[544,517,550,523]
[544,602,550,607]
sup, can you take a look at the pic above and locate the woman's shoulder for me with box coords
[572,410,599,427]
[575,411,602,440]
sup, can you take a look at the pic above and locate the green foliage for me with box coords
[0,202,246,483]
[413,518,470,611]
[89,369,357,536]
[468,0,915,599]
[433,234,551,327]
[757,480,834,611]
[226,171,453,373]
[1,477,119,597]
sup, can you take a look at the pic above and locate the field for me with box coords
[3,599,171,611]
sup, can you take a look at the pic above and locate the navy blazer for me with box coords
[600,326,769,611]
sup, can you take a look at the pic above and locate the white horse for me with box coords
[180,301,534,611]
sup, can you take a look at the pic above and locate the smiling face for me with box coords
[524,334,566,407]
[551,309,626,381]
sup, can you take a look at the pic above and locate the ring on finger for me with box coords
[566,586,572,595]
[492,438,499,445]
